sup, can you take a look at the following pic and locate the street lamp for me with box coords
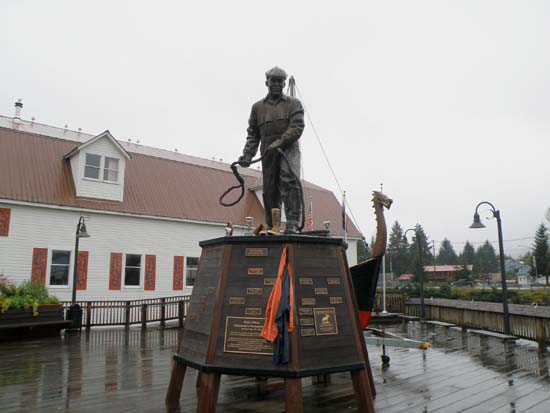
[469,202,511,335]
[67,216,90,330]
[403,228,425,320]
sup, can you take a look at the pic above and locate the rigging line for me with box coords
[295,83,363,234]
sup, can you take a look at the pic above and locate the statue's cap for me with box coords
[265,66,287,79]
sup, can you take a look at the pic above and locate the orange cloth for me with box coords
[261,246,295,342]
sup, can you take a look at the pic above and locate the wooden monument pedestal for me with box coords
[166,235,375,412]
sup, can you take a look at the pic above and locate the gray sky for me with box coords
[2,1,549,258]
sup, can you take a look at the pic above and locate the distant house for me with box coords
[423,265,474,282]
[516,265,532,287]
[0,110,361,301]
[398,273,415,283]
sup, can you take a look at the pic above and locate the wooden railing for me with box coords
[62,295,190,331]
[373,290,407,313]
[407,298,550,350]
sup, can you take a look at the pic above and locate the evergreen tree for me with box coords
[387,221,409,275]
[436,238,458,265]
[356,235,372,262]
[406,224,431,278]
[459,242,476,266]
[533,223,549,281]
[475,241,498,275]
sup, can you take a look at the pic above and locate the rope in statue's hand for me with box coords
[219,154,265,207]
[218,148,305,231]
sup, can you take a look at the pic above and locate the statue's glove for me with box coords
[237,155,252,167]
[267,139,284,152]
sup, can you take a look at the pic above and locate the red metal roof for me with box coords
[0,127,361,237]
[423,265,473,272]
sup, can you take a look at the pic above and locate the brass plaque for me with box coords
[301,328,316,337]
[245,248,268,257]
[229,297,245,305]
[302,298,316,306]
[327,278,341,285]
[299,317,314,326]
[245,307,262,316]
[248,267,264,275]
[189,313,197,321]
[207,287,216,294]
[198,304,206,312]
[330,297,343,304]
[246,288,262,295]
[315,288,328,295]
[224,317,273,355]
[299,307,313,316]
[314,307,338,336]
[263,278,276,286]
[299,277,313,285]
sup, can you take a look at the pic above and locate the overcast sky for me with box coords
[2,1,549,258]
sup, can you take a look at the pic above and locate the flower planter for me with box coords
[0,304,71,341]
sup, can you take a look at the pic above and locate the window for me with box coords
[84,153,101,179]
[103,157,119,182]
[84,153,120,182]
[186,257,199,286]
[124,254,141,287]
[50,250,71,286]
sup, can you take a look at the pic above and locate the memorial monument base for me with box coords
[166,235,375,412]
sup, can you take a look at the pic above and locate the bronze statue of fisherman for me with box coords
[238,67,305,234]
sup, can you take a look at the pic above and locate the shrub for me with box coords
[397,285,550,306]
[0,278,59,314]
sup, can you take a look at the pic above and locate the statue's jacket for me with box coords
[243,94,305,157]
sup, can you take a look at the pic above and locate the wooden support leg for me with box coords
[165,359,187,409]
[255,377,268,396]
[311,374,331,384]
[284,378,303,413]
[196,371,202,389]
[351,368,375,413]
[197,372,221,413]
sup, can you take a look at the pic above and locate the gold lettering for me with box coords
[245,248,268,257]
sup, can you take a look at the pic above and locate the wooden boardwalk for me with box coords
[0,322,549,412]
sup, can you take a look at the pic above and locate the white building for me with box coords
[0,108,361,302]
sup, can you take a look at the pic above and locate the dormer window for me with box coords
[84,153,101,179]
[83,153,120,183]
[104,157,119,182]
[65,131,130,202]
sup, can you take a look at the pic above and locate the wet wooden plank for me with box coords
[0,321,549,412]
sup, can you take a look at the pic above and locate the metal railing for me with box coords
[62,296,190,331]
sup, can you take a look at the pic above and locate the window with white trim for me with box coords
[84,153,120,183]
[124,254,142,287]
[50,250,71,286]
[186,257,199,286]
[84,153,101,179]
[103,157,119,182]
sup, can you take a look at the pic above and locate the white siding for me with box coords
[0,202,225,301]
[346,239,358,266]
[74,138,126,202]
[0,202,359,302]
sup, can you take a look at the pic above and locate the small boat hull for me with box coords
[350,256,382,329]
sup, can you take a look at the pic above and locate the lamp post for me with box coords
[404,228,425,320]
[469,202,510,335]
[67,216,90,330]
